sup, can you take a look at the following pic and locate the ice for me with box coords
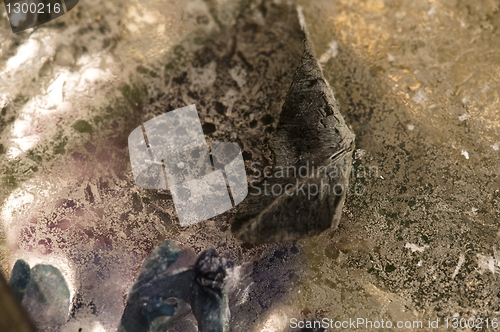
[1,0,500,330]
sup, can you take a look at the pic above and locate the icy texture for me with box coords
[8,259,31,301]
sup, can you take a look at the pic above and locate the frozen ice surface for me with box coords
[1,0,500,331]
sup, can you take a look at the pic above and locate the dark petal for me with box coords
[190,282,229,332]
[193,249,229,291]
[190,249,232,332]
[22,264,70,330]
[139,270,194,330]
[9,259,31,301]
[120,240,188,332]
[134,240,180,288]
[121,269,194,332]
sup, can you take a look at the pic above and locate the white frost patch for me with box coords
[80,68,113,85]
[407,124,415,130]
[7,147,23,159]
[126,5,158,25]
[405,243,429,253]
[461,150,469,159]
[1,188,34,222]
[452,254,465,279]
[229,65,247,88]
[1,181,57,231]
[428,6,436,17]
[319,40,339,64]
[12,135,40,152]
[91,322,107,332]
[190,61,217,90]
[296,5,307,31]
[56,102,73,113]
[2,182,76,302]
[222,89,238,116]
[47,73,67,106]
[354,149,366,160]
[6,38,41,70]
[477,254,497,274]
[63,320,110,332]
[413,89,428,104]
[477,248,500,275]
[458,113,471,121]
[492,141,499,151]
[260,311,289,332]
[12,119,32,137]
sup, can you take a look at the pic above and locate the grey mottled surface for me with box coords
[1,0,500,331]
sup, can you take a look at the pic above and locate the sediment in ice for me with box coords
[232,6,355,245]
